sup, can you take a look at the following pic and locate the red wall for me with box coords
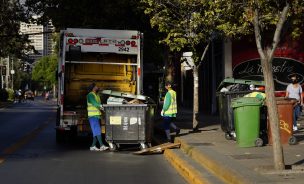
[232,36,304,67]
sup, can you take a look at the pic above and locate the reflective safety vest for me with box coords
[87,92,101,117]
[164,89,177,115]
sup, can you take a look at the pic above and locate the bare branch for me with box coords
[198,42,210,69]
[269,3,290,58]
[253,8,266,60]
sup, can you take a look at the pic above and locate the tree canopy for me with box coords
[24,0,166,67]
[142,0,222,62]
[31,55,57,87]
[0,0,33,58]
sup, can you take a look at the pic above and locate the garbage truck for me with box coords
[56,28,144,143]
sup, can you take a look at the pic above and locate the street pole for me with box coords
[11,58,14,90]
[5,56,9,89]
[0,58,2,89]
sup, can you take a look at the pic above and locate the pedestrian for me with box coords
[161,81,180,142]
[17,89,22,103]
[285,74,303,131]
[45,91,49,101]
[87,83,109,151]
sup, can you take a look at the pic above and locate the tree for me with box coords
[32,55,57,91]
[142,0,221,129]
[142,0,304,170]
[0,0,32,58]
[215,0,304,170]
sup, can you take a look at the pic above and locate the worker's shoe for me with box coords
[165,138,172,143]
[100,145,109,151]
[90,146,100,151]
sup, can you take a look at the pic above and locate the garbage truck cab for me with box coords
[56,28,143,142]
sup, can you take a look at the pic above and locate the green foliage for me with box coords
[141,0,222,63]
[6,88,15,101]
[32,55,58,87]
[25,0,149,30]
[25,0,165,69]
[0,0,32,58]
[215,0,304,40]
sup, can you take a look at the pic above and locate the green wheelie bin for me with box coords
[231,97,263,147]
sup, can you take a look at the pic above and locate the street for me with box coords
[0,98,185,184]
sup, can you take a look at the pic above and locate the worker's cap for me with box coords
[88,83,97,91]
[165,81,173,86]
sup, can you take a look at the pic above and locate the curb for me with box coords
[175,137,270,184]
[0,101,12,109]
[164,149,210,184]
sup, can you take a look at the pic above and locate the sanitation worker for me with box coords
[87,83,109,151]
[161,81,180,142]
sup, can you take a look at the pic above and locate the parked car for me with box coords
[24,90,34,100]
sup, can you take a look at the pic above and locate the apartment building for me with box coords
[20,17,55,62]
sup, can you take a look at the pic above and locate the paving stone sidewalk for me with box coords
[156,108,304,184]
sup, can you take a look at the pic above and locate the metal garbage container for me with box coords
[103,104,155,151]
[268,97,297,145]
[101,90,155,151]
[231,97,263,147]
[217,78,265,140]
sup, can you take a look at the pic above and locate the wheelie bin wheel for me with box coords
[147,143,152,148]
[288,136,297,145]
[225,133,232,140]
[139,143,148,150]
[255,138,263,147]
[109,142,117,151]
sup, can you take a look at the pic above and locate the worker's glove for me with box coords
[100,104,104,111]
[161,110,164,117]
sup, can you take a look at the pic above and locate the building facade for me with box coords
[20,17,55,62]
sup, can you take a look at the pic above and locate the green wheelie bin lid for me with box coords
[231,97,263,108]
[217,78,265,91]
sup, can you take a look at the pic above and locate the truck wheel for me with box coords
[255,138,263,147]
[288,136,297,145]
[56,130,65,143]
[56,106,60,127]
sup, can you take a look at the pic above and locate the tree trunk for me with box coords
[193,66,199,130]
[53,84,56,98]
[253,3,289,170]
[261,56,285,170]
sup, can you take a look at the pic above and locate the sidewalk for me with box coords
[0,101,13,109]
[157,108,304,184]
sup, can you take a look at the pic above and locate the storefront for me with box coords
[231,36,304,91]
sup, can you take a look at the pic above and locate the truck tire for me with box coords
[56,130,65,143]
[56,106,60,127]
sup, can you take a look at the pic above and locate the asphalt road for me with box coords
[0,98,185,184]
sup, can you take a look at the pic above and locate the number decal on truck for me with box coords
[118,47,130,52]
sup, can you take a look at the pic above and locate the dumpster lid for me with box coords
[231,97,263,108]
[217,78,265,91]
[101,90,148,101]
[275,97,298,105]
